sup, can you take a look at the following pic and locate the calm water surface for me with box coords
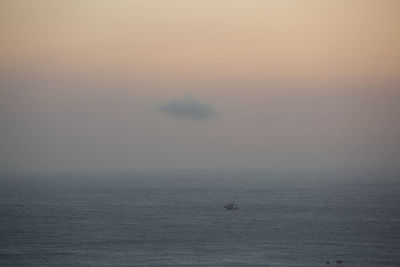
[0,173,399,266]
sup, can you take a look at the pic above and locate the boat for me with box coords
[224,203,239,210]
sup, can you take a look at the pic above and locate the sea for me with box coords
[0,171,399,266]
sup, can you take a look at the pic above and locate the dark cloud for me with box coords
[157,95,218,121]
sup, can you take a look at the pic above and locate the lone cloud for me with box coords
[157,95,218,121]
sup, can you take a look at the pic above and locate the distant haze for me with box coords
[0,0,399,173]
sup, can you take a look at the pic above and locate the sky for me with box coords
[1,0,399,173]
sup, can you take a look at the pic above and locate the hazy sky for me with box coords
[1,0,399,173]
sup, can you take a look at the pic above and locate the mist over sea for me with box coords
[1,172,399,266]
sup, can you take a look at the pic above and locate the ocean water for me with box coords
[0,172,399,266]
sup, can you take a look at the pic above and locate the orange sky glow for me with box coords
[1,1,399,172]
[1,0,399,84]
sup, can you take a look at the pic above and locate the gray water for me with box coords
[0,172,399,266]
